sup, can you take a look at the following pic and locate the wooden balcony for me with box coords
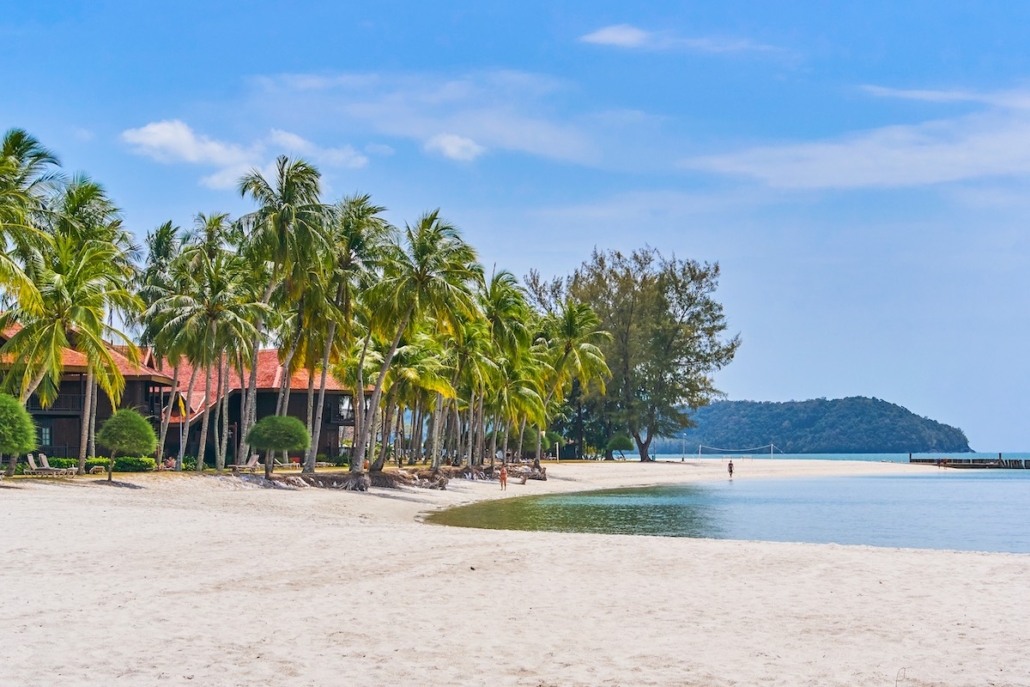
[27,394,84,414]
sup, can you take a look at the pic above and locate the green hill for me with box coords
[659,397,971,454]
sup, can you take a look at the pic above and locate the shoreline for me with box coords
[3,460,1027,686]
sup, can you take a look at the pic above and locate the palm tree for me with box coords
[38,175,140,471]
[0,128,58,313]
[149,218,266,472]
[530,299,610,463]
[236,156,327,463]
[350,211,481,473]
[0,235,141,474]
[138,221,183,464]
[305,195,390,472]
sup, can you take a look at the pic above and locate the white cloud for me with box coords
[268,128,367,168]
[365,142,395,156]
[684,87,1030,189]
[424,133,485,161]
[122,121,366,188]
[580,24,650,48]
[579,24,781,55]
[254,70,597,164]
[122,120,253,167]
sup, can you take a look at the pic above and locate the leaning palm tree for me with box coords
[349,211,481,476]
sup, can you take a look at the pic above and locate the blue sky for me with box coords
[3,1,1030,449]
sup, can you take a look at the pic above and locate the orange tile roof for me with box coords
[161,349,350,424]
[1,325,173,383]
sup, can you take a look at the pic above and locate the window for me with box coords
[37,425,52,447]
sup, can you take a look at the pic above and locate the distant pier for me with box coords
[909,454,1027,469]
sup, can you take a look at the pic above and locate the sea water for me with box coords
[651,451,1030,462]
[428,471,1030,553]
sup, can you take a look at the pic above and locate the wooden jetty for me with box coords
[909,454,1027,469]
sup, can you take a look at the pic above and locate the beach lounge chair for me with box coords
[39,454,75,476]
[231,454,260,473]
[273,458,302,470]
[25,454,70,477]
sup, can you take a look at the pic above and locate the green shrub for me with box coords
[0,393,36,476]
[112,456,156,472]
[246,416,310,452]
[46,456,155,472]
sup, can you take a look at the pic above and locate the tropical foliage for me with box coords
[0,127,740,473]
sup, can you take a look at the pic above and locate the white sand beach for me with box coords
[2,460,1028,686]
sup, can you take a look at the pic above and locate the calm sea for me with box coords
[652,451,1030,462]
[429,471,1030,553]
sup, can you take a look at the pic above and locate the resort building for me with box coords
[0,328,356,462]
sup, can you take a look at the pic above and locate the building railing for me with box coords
[27,395,84,412]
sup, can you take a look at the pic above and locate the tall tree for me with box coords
[305,194,390,473]
[569,248,739,460]
[350,211,480,473]
[236,156,327,473]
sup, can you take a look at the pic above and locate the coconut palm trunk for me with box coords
[430,392,444,469]
[178,364,199,470]
[88,381,98,459]
[77,370,94,475]
[488,411,498,469]
[156,364,179,468]
[307,319,337,473]
[195,346,215,472]
[349,328,373,474]
[501,422,510,466]
[219,357,231,467]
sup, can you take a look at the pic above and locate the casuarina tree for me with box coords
[0,393,36,476]
[96,409,157,482]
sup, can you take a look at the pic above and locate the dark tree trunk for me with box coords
[156,364,179,469]
[307,318,337,474]
[77,370,94,475]
[430,393,444,469]
[88,381,98,459]
[178,364,199,471]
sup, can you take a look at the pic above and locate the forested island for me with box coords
[656,397,972,454]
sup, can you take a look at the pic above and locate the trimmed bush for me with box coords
[96,409,158,481]
[48,456,155,472]
[246,416,310,452]
[0,393,37,477]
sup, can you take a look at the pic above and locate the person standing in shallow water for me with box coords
[499,465,508,490]
[727,459,734,479]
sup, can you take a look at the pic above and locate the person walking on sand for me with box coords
[727,459,734,479]
[499,465,508,491]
